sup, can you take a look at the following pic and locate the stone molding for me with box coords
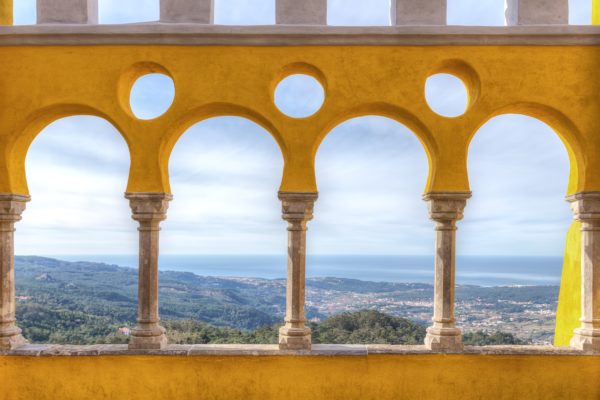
[423,192,471,224]
[278,192,318,225]
[567,192,600,222]
[0,194,30,224]
[125,192,173,225]
[1,25,600,46]
[0,343,593,357]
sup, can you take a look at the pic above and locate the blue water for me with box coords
[48,254,563,287]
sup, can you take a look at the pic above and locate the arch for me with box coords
[315,103,437,193]
[462,112,573,344]
[159,103,286,193]
[309,114,433,332]
[7,104,131,196]
[163,115,285,254]
[468,103,585,195]
[15,113,135,341]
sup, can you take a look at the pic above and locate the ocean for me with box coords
[49,254,564,287]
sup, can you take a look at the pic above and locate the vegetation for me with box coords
[462,330,526,346]
[13,256,538,345]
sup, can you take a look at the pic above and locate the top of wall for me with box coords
[1,24,600,46]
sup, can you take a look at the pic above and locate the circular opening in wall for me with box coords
[129,73,175,120]
[425,73,469,118]
[275,74,325,118]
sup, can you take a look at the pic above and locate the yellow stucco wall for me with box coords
[594,0,600,24]
[0,354,599,400]
[0,45,597,196]
[0,0,11,26]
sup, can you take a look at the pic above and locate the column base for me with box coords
[0,331,28,351]
[128,325,168,350]
[570,328,600,352]
[279,325,311,350]
[425,326,463,352]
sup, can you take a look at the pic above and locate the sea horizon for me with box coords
[21,254,565,287]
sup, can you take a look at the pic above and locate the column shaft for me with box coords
[568,192,600,352]
[126,192,172,350]
[0,195,29,350]
[423,192,470,352]
[278,192,317,350]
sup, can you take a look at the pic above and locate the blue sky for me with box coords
[11,1,591,256]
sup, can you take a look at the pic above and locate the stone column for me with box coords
[0,194,29,351]
[568,192,600,352]
[126,192,172,350]
[276,0,326,25]
[423,192,470,352]
[160,0,214,24]
[505,0,568,25]
[391,0,446,25]
[37,0,98,24]
[278,192,317,350]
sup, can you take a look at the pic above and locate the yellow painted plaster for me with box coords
[1,354,599,400]
[594,0,600,24]
[0,45,597,196]
[0,0,12,26]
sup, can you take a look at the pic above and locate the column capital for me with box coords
[422,192,471,222]
[278,192,318,223]
[0,194,30,223]
[567,192,600,222]
[125,192,173,224]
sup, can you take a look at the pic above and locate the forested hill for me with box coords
[14,256,556,344]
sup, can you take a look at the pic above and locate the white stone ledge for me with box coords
[0,24,600,46]
[0,344,593,357]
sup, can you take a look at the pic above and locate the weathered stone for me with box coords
[278,192,317,350]
[37,0,98,24]
[160,0,213,24]
[505,0,568,25]
[391,0,446,26]
[276,0,326,25]
[422,192,470,353]
[126,193,172,350]
[0,194,29,351]
[567,192,600,353]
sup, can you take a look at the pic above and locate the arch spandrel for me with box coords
[0,45,598,195]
